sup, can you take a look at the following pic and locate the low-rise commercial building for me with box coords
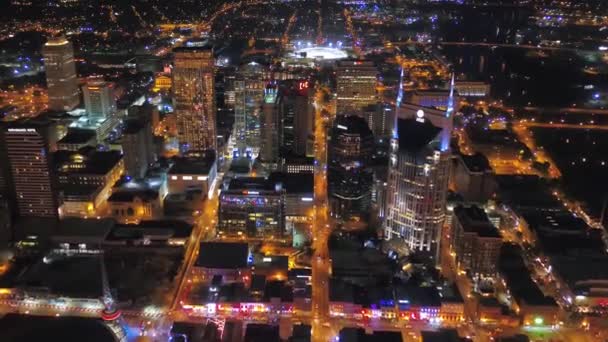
[218,177,285,239]
[168,151,217,196]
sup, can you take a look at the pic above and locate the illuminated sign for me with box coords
[416,109,425,123]
[301,197,313,202]
[298,80,309,90]
[263,257,272,262]
[7,128,36,133]
[243,191,259,195]
[337,124,348,130]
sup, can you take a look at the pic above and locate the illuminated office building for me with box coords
[275,80,313,155]
[384,117,450,257]
[82,80,116,119]
[172,46,216,152]
[384,78,454,258]
[121,117,154,179]
[328,115,374,220]
[291,80,314,156]
[1,120,61,218]
[42,36,80,111]
[218,177,285,238]
[336,60,377,115]
[259,85,280,165]
[233,62,266,157]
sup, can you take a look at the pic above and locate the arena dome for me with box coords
[291,47,348,60]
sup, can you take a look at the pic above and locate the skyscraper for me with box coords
[259,84,280,165]
[233,62,265,156]
[384,117,450,257]
[172,46,216,152]
[0,119,61,218]
[43,36,80,111]
[328,115,374,220]
[122,117,154,179]
[292,80,314,156]
[384,75,454,258]
[82,80,116,119]
[336,60,377,115]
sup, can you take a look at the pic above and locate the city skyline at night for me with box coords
[0,1,608,342]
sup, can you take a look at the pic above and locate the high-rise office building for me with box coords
[336,60,377,115]
[0,119,61,218]
[122,104,156,179]
[384,117,450,257]
[42,36,80,111]
[384,78,454,258]
[292,80,314,156]
[276,80,314,157]
[328,115,374,220]
[233,62,266,156]
[122,118,154,179]
[172,46,216,152]
[82,80,116,119]
[259,85,280,165]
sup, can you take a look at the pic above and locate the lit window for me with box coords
[183,176,193,180]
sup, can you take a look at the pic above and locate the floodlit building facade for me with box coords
[82,80,116,119]
[1,120,61,218]
[43,36,80,111]
[384,79,454,258]
[336,60,377,114]
[172,46,216,152]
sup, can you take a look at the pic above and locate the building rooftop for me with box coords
[0,314,118,342]
[122,118,146,135]
[339,327,402,342]
[499,244,557,307]
[244,324,280,342]
[520,210,603,255]
[460,153,492,173]
[228,157,253,174]
[332,115,374,137]
[195,242,249,269]
[57,129,95,145]
[268,172,314,194]
[108,189,159,202]
[169,151,216,175]
[63,184,101,198]
[173,45,213,53]
[394,284,442,308]
[111,220,193,240]
[224,177,279,192]
[53,218,115,240]
[421,329,468,342]
[453,205,501,238]
[550,254,608,290]
[495,175,562,211]
[263,280,293,302]
[17,255,103,299]
[55,149,123,175]
[396,118,442,153]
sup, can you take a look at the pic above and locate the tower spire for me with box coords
[446,73,455,118]
[393,66,404,139]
